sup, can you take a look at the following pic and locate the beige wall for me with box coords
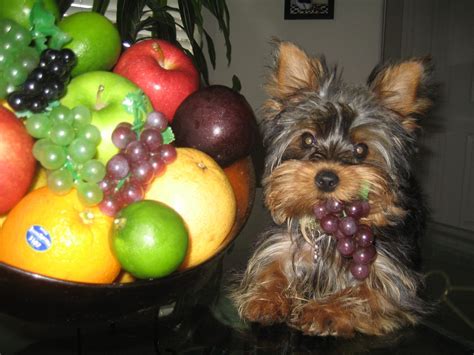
[204,0,384,114]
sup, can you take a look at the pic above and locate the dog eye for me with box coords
[301,132,316,148]
[353,143,368,160]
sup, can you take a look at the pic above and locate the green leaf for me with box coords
[57,0,74,17]
[177,0,196,42]
[117,0,147,44]
[189,37,209,86]
[92,0,111,15]
[31,31,48,52]
[30,0,57,33]
[30,0,71,51]
[177,0,210,84]
[190,0,204,29]
[145,7,177,43]
[146,2,176,13]
[202,0,232,65]
[202,29,216,69]
[149,0,169,8]
[232,75,241,92]
[161,127,175,144]
[49,31,71,49]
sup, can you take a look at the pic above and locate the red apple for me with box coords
[113,39,200,122]
[0,107,36,214]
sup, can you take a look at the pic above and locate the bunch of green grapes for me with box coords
[26,105,106,206]
[0,19,39,99]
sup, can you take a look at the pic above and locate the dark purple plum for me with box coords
[171,85,258,167]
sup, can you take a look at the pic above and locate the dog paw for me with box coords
[289,301,355,337]
[241,293,290,325]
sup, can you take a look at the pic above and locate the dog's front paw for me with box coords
[289,300,355,337]
[240,292,290,325]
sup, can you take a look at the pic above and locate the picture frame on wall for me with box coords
[284,0,335,20]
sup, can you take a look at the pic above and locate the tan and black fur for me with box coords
[230,41,436,337]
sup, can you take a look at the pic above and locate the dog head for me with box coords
[260,41,435,226]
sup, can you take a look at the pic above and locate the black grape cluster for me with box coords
[7,48,76,113]
[313,199,376,280]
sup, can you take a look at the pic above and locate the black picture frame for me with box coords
[284,0,335,20]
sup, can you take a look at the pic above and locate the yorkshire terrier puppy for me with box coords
[231,41,436,337]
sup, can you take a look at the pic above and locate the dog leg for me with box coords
[233,260,291,325]
[231,232,298,325]
[291,286,417,337]
[289,288,357,337]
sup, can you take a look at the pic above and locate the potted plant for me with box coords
[57,0,239,89]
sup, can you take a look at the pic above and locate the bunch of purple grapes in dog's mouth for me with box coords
[313,199,376,280]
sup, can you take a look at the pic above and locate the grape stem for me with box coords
[122,90,149,139]
[359,181,370,200]
[64,160,80,182]
[131,121,144,139]
[115,173,131,193]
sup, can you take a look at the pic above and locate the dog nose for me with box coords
[315,170,339,192]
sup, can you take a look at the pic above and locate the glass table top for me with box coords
[0,189,472,354]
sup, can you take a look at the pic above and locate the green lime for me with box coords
[0,0,59,30]
[58,12,121,77]
[111,200,189,279]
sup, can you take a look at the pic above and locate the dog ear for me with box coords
[368,57,435,132]
[266,41,326,99]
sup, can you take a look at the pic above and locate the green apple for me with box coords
[60,71,153,165]
[0,0,60,29]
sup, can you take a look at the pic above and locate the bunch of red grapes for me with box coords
[313,199,376,280]
[98,111,177,216]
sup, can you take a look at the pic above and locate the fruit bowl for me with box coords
[0,157,256,325]
[0,181,255,325]
[0,3,259,326]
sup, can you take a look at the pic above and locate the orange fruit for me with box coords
[58,12,121,76]
[0,187,120,284]
[223,156,256,232]
[145,148,236,269]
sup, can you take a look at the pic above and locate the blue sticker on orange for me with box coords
[26,225,52,252]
